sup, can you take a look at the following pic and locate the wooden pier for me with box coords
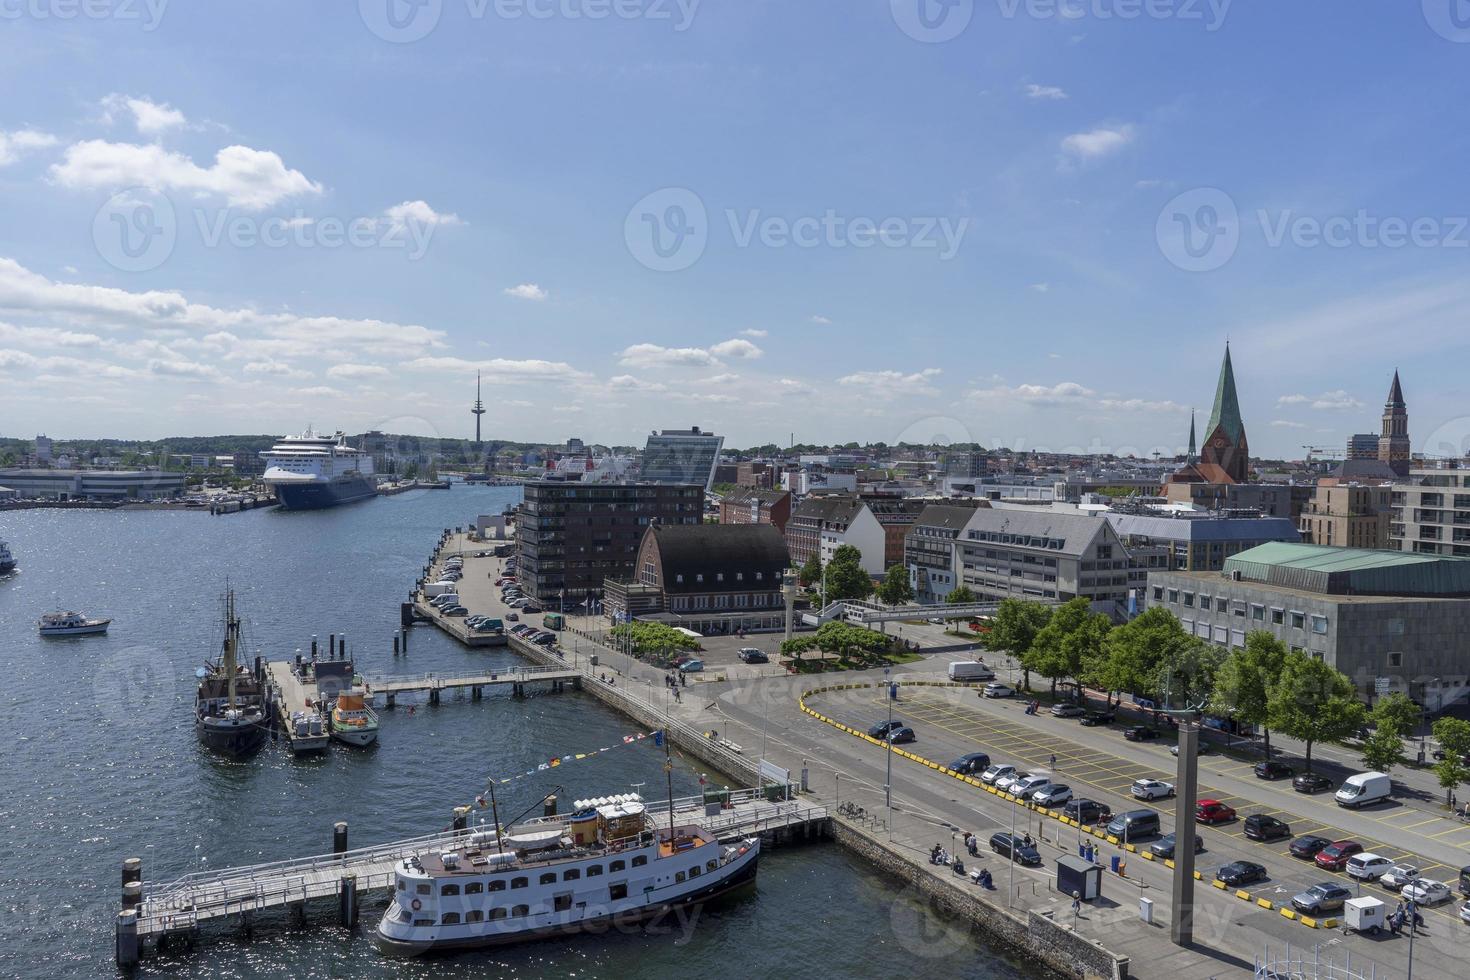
[114,791,828,965]
[263,660,330,754]
[363,664,580,706]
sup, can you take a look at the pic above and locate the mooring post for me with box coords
[471,686,481,701]
[115,910,140,968]
[339,635,346,658]
[339,874,358,928]
[393,634,400,656]
[429,688,440,706]
[333,821,349,857]
[311,635,318,658]
[401,627,408,653]
[544,795,558,818]
[122,881,142,910]
[122,857,142,892]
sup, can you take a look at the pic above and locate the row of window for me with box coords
[403,856,651,897]
[673,570,771,584]
[1154,587,1330,635]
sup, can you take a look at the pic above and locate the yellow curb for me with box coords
[1106,835,1120,845]
[1140,851,1155,862]
[1164,859,1175,869]
[1256,899,1274,910]
[1212,880,1227,890]
[1300,916,1318,929]
[1192,871,1202,881]
[1321,918,1338,929]
[1124,844,1137,853]
[1235,890,1252,901]
[1279,908,1297,921]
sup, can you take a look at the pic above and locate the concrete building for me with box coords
[1347,433,1379,460]
[640,427,724,491]
[515,482,703,604]
[0,468,185,500]
[33,435,52,464]
[1162,480,1311,520]
[904,503,987,603]
[785,494,885,575]
[1146,542,1470,707]
[862,494,931,569]
[780,469,857,495]
[717,486,792,533]
[1103,510,1300,571]
[1390,463,1470,557]
[1298,482,1393,549]
[955,508,1161,615]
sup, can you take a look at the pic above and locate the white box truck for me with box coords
[948,661,996,682]
[1335,771,1392,809]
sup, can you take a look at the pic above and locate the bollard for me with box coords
[122,857,143,888]
[328,634,335,660]
[116,909,140,967]
[544,795,558,818]
[339,874,358,928]
[333,821,349,856]
[393,634,400,656]
[801,764,809,793]
[401,628,408,653]
[339,635,346,658]
[122,881,142,910]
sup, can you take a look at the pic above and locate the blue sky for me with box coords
[2,1,1469,457]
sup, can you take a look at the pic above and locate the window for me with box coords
[511,877,528,889]
[554,894,573,912]
[1216,598,1227,613]
[706,860,718,872]
[465,882,483,895]
[563,869,581,881]
[1310,615,1329,635]
[1250,604,1265,622]
[586,865,603,877]
[1182,592,1194,608]
[609,860,626,872]
[1270,608,1284,625]
[609,882,629,901]
[466,909,484,923]
[512,904,529,918]
[632,856,648,867]
[675,871,686,883]
[695,574,703,583]
[488,880,506,892]
[1152,586,1163,601]
[441,912,461,925]
[675,574,683,584]
[397,880,406,891]
[1388,652,1403,668]
[1289,611,1305,630]
[688,865,701,877]
[415,884,431,895]
[539,873,556,885]
[489,908,507,920]
[440,884,460,896]
[1167,589,1179,603]
[1232,603,1246,618]
[1230,629,1246,648]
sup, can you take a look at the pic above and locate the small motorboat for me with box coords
[38,611,111,637]
[330,689,380,747]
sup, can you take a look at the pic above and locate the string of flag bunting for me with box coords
[471,730,665,809]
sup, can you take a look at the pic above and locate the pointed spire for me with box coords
[1206,343,1245,445]
[1187,409,1197,462]
[1387,370,1404,408]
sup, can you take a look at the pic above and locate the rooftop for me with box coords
[1221,542,1470,597]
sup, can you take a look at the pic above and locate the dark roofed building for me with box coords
[785,494,883,573]
[904,502,987,603]
[717,486,792,533]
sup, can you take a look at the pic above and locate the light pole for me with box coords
[883,667,894,810]
[1008,792,1017,909]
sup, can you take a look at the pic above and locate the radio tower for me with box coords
[471,371,486,446]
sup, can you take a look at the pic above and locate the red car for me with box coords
[1314,840,1364,871]
[1195,800,1237,824]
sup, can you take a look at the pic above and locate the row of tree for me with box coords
[779,620,895,672]
[981,597,1470,799]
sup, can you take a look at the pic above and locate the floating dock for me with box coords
[263,661,330,754]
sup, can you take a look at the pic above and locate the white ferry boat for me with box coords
[0,540,15,575]
[261,428,376,511]
[38,611,111,636]
[376,793,760,953]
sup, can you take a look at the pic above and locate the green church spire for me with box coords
[1207,343,1245,445]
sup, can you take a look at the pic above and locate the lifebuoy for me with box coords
[411,899,422,911]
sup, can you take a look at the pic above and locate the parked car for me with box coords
[982,682,1015,699]
[1315,840,1364,872]
[522,604,543,614]
[1063,799,1112,824]
[1335,772,1393,809]
[1032,784,1074,808]
[1380,863,1422,891]
[1079,710,1115,726]
[1217,862,1268,887]
[1105,810,1161,842]
[886,726,916,744]
[532,633,556,646]
[995,771,1030,793]
[1291,883,1352,915]
[1051,703,1086,718]
[1195,800,1237,825]
[1289,835,1334,860]
[980,764,1016,786]
[1254,760,1296,780]
[738,648,769,664]
[947,752,991,775]
[988,832,1041,866]
[1171,742,1212,756]
[678,659,705,673]
[1346,854,1394,882]
[1149,833,1203,859]
[505,613,519,621]
[1401,879,1453,905]
[868,720,905,739]
[1243,814,1292,842]
[1460,900,1470,926]
[443,605,468,617]
[1123,727,1160,742]
[1292,772,1333,794]
[1131,778,1175,801]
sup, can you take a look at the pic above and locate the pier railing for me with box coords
[361,665,575,690]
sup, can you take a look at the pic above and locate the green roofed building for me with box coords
[1146,542,1470,710]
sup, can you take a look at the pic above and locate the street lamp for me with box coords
[883,667,894,810]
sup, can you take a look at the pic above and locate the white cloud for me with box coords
[809,314,832,325]
[1270,420,1307,429]
[1060,125,1135,161]
[607,374,667,392]
[1025,84,1068,101]
[0,129,58,166]
[101,94,187,135]
[1277,394,1310,405]
[407,356,589,382]
[701,373,740,385]
[292,385,344,398]
[244,359,310,379]
[383,200,463,230]
[739,328,767,338]
[1030,283,1051,293]
[503,283,547,302]
[327,363,391,380]
[0,349,39,369]
[0,322,102,347]
[1311,390,1364,411]
[838,368,942,398]
[149,358,223,381]
[1098,397,1185,413]
[619,343,716,368]
[970,381,1096,405]
[51,140,322,210]
[709,338,763,359]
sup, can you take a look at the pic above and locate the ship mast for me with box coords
[663,730,676,843]
[486,777,505,855]
[224,589,238,710]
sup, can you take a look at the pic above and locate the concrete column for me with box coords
[1170,721,1199,947]
[429,688,440,705]
[122,881,142,910]
[339,874,358,928]
[385,693,395,709]
[115,910,140,967]
[122,857,142,889]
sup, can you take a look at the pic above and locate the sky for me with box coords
[3,1,1470,458]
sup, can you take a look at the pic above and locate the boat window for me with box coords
[609,860,626,872]
[563,868,581,881]
[632,856,648,867]
[586,865,603,877]
[412,918,434,927]
[488,880,506,892]
[539,873,557,885]
[554,894,572,912]
[440,884,460,896]
[609,882,628,901]
[511,877,528,889]
[688,865,701,878]
[706,860,718,872]
[512,904,529,918]
[465,882,483,894]
[415,884,431,895]
[466,909,484,923]
[675,871,686,883]
[441,912,460,924]
[397,880,406,890]
[489,908,507,921]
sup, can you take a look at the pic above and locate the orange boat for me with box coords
[330,689,379,747]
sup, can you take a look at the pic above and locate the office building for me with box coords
[640,427,724,491]
[1103,510,1300,571]
[1298,482,1393,549]
[0,468,185,501]
[904,503,987,603]
[785,494,885,575]
[1390,463,1470,557]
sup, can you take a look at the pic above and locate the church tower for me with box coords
[1378,371,1410,477]
[1200,343,1250,483]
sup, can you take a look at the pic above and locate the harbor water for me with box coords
[0,488,1045,979]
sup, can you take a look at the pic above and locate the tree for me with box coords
[823,545,873,602]
[1155,636,1224,711]
[1210,631,1288,757]
[797,553,823,589]
[1090,607,1189,708]
[1268,651,1366,772]
[1360,726,1406,775]
[983,598,1052,692]
[1028,598,1110,697]
[1371,692,1421,737]
[1432,718,1470,807]
[875,565,914,606]
[944,585,977,605]
[813,621,891,667]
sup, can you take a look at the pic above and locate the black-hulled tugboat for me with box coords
[195,590,268,757]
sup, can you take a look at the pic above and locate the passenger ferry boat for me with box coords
[195,590,268,757]
[376,792,761,953]
[0,540,15,575]
[261,428,376,511]
[330,689,379,747]
[38,611,110,636]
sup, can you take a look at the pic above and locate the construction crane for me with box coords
[1301,445,1336,466]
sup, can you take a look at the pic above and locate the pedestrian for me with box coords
[1050,753,1057,769]
[1072,895,1082,917]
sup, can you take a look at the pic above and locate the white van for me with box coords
[1335,771,1392,809]
[431,593,461,608]
[948,661,996,682]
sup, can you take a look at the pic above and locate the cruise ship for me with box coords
[376,793,760,953]
[261,428,376,510]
